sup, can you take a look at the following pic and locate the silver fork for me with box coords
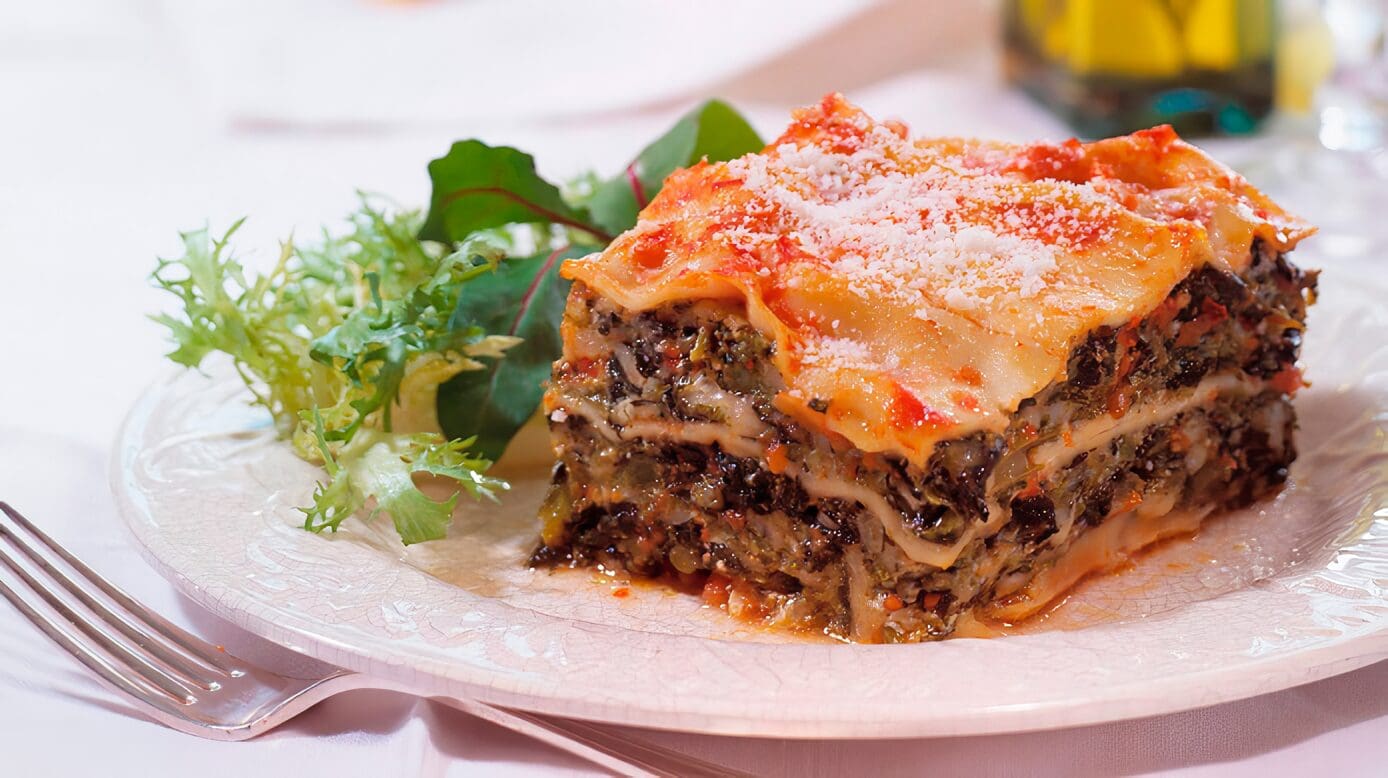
[0,501,745,778]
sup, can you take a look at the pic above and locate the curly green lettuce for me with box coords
[151,198,514,544]
[151,100,764,545]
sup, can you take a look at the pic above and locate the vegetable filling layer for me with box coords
[535,242,1316,642]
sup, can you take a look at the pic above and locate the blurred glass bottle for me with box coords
[1003,0,1277,137]
[1248,0,1388,257]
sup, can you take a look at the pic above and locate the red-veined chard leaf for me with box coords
[585,100,764,236]
[419,140,611,245]
[435,245,590,459]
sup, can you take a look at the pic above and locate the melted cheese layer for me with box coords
[564,94,1313,465]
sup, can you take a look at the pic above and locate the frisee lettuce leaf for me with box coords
[300,409,501,543]
[153,100,764,545]
[306,232,509,439]
[151,219,336,430]
[152,197,514,544]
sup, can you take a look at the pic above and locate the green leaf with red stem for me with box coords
[585,100,764,236]
[435,245,590,459]
[419,140,612,245]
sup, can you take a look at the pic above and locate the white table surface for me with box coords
[3,1,1386,775]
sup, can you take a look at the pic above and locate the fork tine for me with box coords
[0,572,184,711]
[0,502,235,674]
[0,523,224,689]
[0,540,198,704]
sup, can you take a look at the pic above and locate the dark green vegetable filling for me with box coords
[536,244,1316,642]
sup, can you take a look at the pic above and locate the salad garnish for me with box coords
[152,101,762,544]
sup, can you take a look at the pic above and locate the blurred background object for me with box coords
[1315,0,1388,152]
[1276,0,1336,115]
[1003,0,1279,137]
[1000,0,1387,252]
[1239,0,1388,257]
[157,0,873,128]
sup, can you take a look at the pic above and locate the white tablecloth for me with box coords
[3,1,1386,774]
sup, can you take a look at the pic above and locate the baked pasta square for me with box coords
[534,95,1316,643]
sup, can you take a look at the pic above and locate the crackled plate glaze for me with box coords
[113,266,1388,738]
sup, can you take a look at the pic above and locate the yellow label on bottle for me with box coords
[1067,0,1184,77]
[1184,0,1238,69]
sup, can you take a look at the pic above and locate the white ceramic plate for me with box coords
[113,267,1388,738]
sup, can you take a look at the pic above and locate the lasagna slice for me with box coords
[534,95,1317,643]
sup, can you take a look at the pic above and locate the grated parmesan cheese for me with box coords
[722,118,1122,321]
[562,94,1315,465]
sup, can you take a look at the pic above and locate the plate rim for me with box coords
[111,276,1388,739]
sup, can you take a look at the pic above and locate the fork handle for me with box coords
[442,696,749,778]
[310,674,745,776]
